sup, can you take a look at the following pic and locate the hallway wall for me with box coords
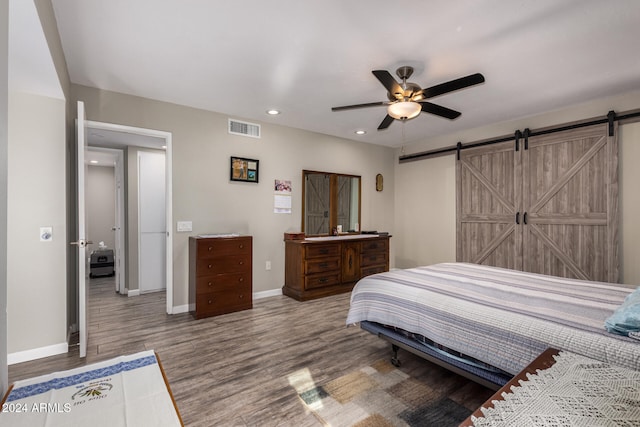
[87,165,116,251]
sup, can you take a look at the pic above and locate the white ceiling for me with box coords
[50,0,640,148]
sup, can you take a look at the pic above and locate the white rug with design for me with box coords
[471,351,640,426]
[1,350,182,427]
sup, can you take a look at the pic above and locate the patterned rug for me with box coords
[294,359,474,427]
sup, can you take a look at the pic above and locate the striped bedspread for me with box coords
[346,262,640,375]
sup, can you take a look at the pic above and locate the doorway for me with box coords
[85,147,124,293]
[85,121,174,313]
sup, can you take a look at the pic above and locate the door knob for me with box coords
[70,239,93,248]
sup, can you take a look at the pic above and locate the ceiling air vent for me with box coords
[228,119,261,139]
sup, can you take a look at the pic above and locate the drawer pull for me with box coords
[208,246,213,251]
[369,256,376,261]
[239,294,244,299]
[239,244,244,249]
[208,264,213,269]
[238,277,244,282]
[319,262,328,268]
[207,298,213,304]
[319,277,328,283]
[208,281,213,288]
[319,249,329,254]
[239,261,244,265]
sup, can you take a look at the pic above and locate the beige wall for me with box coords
[395,154,456,268]
[619,121,640,284]
[394,90,640,285]
[72,84,396,307]
[33,0,76,352]
[7,91,67,355]
[87,165,116,252]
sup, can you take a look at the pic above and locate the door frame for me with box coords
[85,120,174,314]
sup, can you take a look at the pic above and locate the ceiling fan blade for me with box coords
[420,73,485,99]
[420,102,461,120]
[331,101,387,112]
[372,70,404,98]
[377,114,395,130]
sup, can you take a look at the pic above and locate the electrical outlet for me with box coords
[266,261,271,271]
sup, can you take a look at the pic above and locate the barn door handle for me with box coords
[524,212,528,224]
[515,212,520,224]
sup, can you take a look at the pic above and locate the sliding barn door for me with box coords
[456,141,522,269]
[457,123,618,283]
[522,124,618,282]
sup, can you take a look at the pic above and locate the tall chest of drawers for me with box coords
[283,235,390,301]
[189,235,252,319]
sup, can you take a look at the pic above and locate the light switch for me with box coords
[177,221,192,232]
[40,227,53,242]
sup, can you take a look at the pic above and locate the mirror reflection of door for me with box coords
[305,172,330,235]
[337,175,351,232]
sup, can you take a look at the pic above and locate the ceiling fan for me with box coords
[331,66,485,130]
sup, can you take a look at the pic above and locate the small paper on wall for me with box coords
[274,179,292,214]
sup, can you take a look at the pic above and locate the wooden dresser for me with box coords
[283,235,390,301]
[189,235,252,319]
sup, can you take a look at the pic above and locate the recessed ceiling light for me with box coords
[90,160,98,164]
[266,109,280,115]
[355,130,366,135]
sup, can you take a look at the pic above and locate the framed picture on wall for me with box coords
[230,156,259,183]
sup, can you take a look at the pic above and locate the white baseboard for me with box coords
[8,342,69,365]
[127,289,140,297]
[253,288,282,300]
[172,304,190,314]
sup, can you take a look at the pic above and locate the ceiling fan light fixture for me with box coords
[387,101,421,120]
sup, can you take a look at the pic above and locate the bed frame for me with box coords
[361,321,511,391]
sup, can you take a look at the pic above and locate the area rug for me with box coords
[471,351,640,426]
[295,359,472,427]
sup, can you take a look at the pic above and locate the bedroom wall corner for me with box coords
[0,0,8,396]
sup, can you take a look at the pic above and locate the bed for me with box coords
[346,262,640,389]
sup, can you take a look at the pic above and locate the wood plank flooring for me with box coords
[9,277,494,426]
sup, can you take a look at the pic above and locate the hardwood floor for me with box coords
[8,277,493,426]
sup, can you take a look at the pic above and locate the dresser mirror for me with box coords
[302,170,361,235]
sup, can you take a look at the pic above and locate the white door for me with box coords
[73,101,90,358]
[138,151,166,293]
